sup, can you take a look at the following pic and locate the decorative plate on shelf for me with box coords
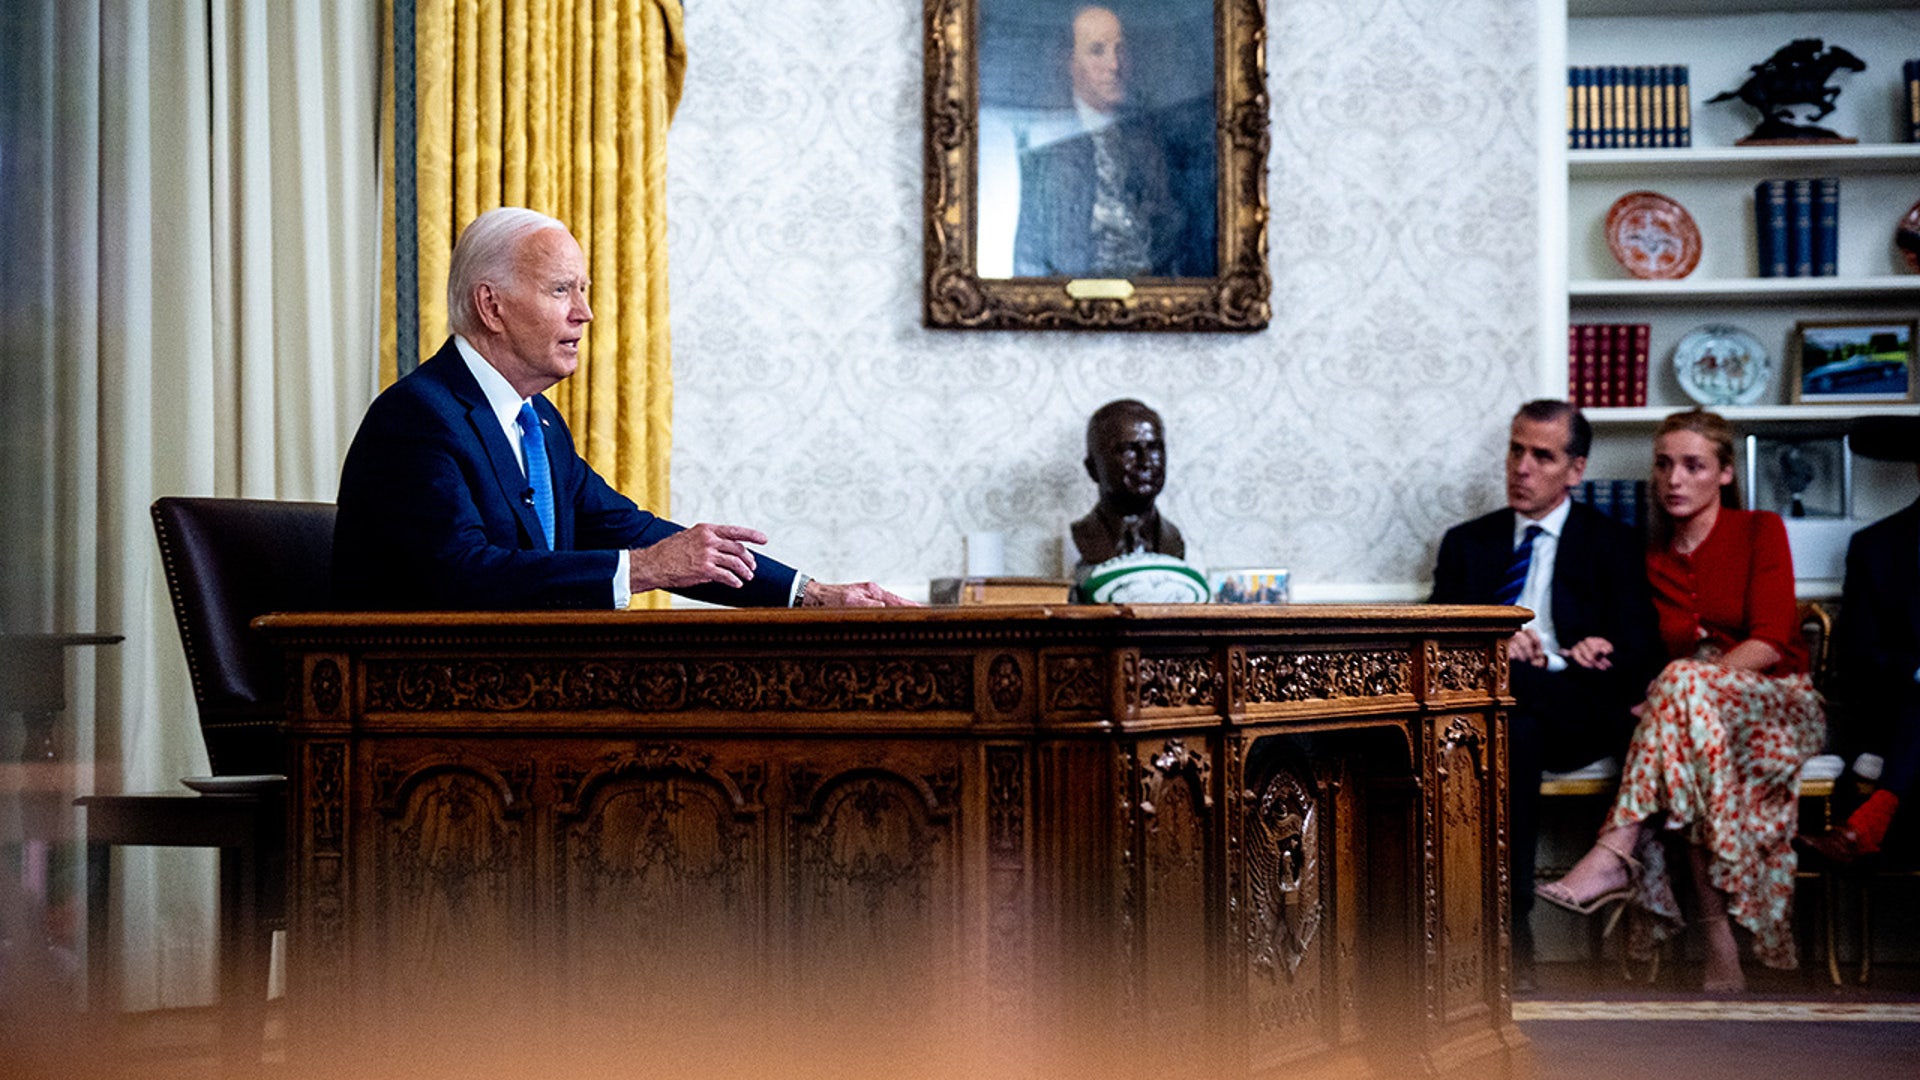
[1673,324,1771,406]
[1605,191,1701,280]
[1897,198,1920,274]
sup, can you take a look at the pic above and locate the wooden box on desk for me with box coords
[928,575,1072,604]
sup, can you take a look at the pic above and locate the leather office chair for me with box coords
[79,497,334,1068]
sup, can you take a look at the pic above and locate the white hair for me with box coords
[445,207,569,338]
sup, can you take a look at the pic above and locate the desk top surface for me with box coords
[256,603,1527,641]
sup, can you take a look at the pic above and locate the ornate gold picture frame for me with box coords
[924,0,1270,331]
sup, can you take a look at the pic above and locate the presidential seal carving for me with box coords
[1246,766,1321,980]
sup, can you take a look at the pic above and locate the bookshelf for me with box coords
[1544,1,1920,399]
[1540,0,1920,590]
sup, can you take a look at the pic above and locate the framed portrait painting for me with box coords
[924,0,1270,330]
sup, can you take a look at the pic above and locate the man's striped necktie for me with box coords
[1496,524,1543,606]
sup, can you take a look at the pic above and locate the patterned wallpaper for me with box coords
[666,0,1539,599]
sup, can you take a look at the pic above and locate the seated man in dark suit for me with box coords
[1430,399,1662,986]
[1801,416,1920,864]
[334,207,912,611]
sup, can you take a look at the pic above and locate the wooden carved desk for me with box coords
[257,605,1527,1079]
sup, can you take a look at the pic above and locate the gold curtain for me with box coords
[379,0,684,562]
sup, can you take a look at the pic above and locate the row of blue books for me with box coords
[1566,65,1692,149]
[1570,479,1649,533]
[1905,59,1920,142]
[1754,178,1838,278]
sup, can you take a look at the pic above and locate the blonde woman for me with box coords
[1535,408,1825,992]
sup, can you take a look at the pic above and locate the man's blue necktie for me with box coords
[517,401,555,550]
[1496,524,1542,606]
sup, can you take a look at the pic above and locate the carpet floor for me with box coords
[1517,961,1920,1080]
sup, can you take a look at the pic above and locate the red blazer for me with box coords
[1646,508,1806,676]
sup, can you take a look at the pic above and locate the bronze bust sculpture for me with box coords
[1070,399,1185,568]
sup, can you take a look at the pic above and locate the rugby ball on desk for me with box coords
[1080,552,1210,604]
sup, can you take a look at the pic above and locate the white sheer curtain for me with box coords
[0,0,378,1009]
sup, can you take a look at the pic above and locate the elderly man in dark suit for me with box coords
[333,207,911,611]
[1801,416,1920,865]
[1431,399,1663,988]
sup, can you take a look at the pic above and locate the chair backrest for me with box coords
[152,497,336,776]
[1798,600,1833,692]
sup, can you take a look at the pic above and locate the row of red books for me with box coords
[1568,323,1650,408]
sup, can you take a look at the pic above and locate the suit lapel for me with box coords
[1481,509,1517,598]
[1548,505,1585,626]
[1904,503,1920,645]
[425,344,549,549]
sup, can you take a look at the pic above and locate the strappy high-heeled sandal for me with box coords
[1534,835,1642,929]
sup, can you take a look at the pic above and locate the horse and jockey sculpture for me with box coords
[1708,39,1867,143]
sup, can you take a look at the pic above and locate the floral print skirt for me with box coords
[1604,659,1826,969]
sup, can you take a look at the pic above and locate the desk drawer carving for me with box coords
[1138,655,1221,710]
[1427,643,1494,697]
[1243,649,1411,704]
[362,656,975,714]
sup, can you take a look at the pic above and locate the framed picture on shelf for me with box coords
[1790,319,1918,404]
[1744,434,1850,521]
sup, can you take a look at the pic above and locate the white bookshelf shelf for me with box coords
[1587,403,1920,424]
[1571,143,1920,178]
[1570,275,1920,302]
[1572,0,1915,13]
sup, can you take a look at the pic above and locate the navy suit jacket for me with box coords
[1430,501,1663,718]
[333,338,797,610]
[1835,498,1920,759]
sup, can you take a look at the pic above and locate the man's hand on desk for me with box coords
[801,581,920,608]
[629,523,765,591]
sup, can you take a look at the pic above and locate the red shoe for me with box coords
[1796,826,1871,867]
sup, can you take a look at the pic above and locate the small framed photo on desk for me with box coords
[1209,567,1290,604]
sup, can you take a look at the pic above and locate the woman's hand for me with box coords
[1715,639,1783,673]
